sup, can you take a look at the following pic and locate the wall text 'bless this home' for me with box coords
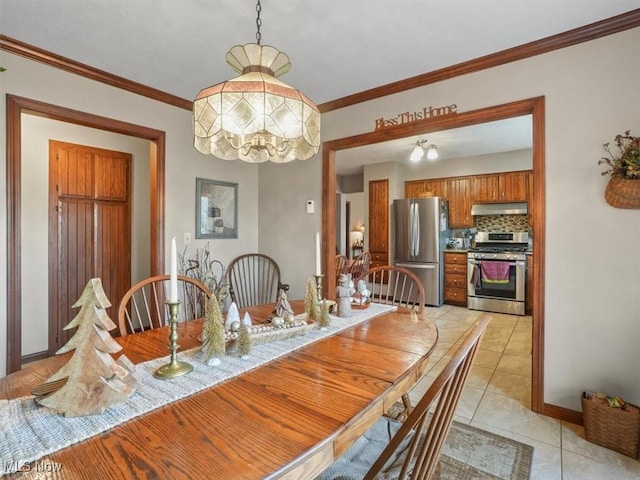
[375,104,458,130]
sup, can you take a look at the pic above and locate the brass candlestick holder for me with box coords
[314,274,323,302]
[154,301,193,380]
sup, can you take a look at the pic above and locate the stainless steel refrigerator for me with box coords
[393,197,449,306]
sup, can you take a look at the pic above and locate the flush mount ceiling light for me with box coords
[409,139,439,162]
[193,0,321,163]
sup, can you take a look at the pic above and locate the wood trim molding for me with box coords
[322,96,546,414]
[318,9,640,112]
[544,403,583,426]
[0,35,193,111]
[5,94,165,374]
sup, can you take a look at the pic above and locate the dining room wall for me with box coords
[260,26,640,412]
[0,51,259,375]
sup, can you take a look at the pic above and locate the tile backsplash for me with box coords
[475,214,529,232]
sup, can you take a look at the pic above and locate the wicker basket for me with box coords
[581,392,640,458]
[604,176,640,209]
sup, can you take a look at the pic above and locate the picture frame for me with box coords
[195,178,238,239]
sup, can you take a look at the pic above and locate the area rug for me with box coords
[384,402,532,479]
[439,421,533,480]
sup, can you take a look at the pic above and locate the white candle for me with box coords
[315,231,322,276]
[169,237,178,302]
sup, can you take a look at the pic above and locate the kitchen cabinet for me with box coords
[368,179,389,269]
[471,175,500,203]
[499,171,528,202]
[444,252,467,306]
[404,179,447,199]
[471,171,529,204]
[526,254,534,315]
[446,177,473,227]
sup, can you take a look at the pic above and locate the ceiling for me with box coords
[2,1,639,173]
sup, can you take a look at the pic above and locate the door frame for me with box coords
[321,96,546,414]
[6,94,166,373]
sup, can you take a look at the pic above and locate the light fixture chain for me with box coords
[255,0,262,45]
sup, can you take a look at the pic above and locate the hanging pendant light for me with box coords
[409,139,438,162]
[193,0,321,163]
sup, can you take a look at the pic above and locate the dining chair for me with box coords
[354,265,425,314]
[226,253,289,309]
[117,275,211,337]
[348,251,371,279]
[316,313,492,480]
[335,254,349,283]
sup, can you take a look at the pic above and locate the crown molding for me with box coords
[2,8,639,114]
[318,8,640,113]
[0,35,193,111]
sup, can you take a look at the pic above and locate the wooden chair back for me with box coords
[227,253,288,309]
[335,254,349,283]
[117,275,211,337]
[364,313,492,480]
[354,265,425,313]
[348,251,371,279]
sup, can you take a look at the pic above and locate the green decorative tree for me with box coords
[238,323,252,358]
[318,299,331,328]
[304,277,319,322]
[201,293,226,364]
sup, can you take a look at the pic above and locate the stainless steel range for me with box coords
[467,231,528,316]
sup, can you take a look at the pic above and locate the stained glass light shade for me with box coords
[194,43,321,163]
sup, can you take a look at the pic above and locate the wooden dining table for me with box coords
[1,302,438,479]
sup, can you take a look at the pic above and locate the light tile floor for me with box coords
[408,305,640,479]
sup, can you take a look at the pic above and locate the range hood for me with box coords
[471,202,528,216]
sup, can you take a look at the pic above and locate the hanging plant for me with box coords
[598,130,640,208]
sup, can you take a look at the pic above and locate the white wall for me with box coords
[401,149,532,181]
[257,159,323,300]
[20,115,151,356]
[0,51,259,375]
[268,27,640,411]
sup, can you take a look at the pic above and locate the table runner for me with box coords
[0,304,395,473]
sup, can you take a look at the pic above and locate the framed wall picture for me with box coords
[195,178,238,239]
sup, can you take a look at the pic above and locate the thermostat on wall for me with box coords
[306,200,314,213]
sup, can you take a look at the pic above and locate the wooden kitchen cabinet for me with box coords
[368,179,389,268]
[404,179,447,199]
[471,171,529,204]
[444,252,467,306]
[471,175,500,203]
[499,171,528,202]
[446,177,473,227]
[525,254,534,315]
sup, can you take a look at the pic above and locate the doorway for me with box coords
[6,95,166,374]
[321,97,546,414]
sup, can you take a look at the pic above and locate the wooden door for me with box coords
[49,141,132,353]
[368,179,389,268]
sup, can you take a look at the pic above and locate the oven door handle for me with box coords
[469,260,522,267]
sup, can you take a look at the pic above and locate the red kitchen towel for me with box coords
[481,261,510,284]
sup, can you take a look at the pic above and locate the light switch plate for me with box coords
[184,232,191,245]
[306,200,314,213]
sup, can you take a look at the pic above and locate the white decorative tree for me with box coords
[225,302,241,330]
